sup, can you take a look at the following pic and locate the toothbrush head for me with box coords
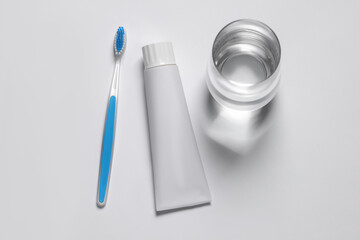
[114,26,126,57]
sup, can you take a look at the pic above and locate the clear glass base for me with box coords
[207,19,281,111]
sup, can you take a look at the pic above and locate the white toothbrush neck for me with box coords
[110,59,121,97]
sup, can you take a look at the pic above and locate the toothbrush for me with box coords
[97,26,126,207]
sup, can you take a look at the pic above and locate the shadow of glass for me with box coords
[204,89,277,156]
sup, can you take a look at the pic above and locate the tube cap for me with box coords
[142,42,176,69]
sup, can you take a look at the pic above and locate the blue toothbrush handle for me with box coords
[97,96,116,207]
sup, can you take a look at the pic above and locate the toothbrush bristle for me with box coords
[114,26,126,56]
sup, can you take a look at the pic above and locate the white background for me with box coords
[0,0,359,239]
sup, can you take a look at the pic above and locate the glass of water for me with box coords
[205,19,281,153]
[207,19,281,111]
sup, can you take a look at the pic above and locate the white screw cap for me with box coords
[142,42,176,69]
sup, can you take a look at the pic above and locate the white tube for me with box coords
[142,42,211,212]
